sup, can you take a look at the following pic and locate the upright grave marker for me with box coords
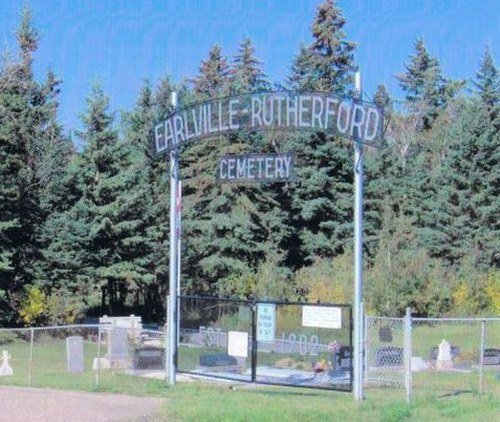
[66,336,84,373]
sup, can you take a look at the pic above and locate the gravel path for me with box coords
[0,386,165,422]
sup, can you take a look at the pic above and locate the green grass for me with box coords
[1,328,498,421]
[162,383,500,422]
[0,336,169,395]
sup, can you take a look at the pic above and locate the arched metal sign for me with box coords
[154,91,383,152]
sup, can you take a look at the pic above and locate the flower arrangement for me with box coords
[312,358,331,373]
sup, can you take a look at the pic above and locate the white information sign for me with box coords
[257,304,276,342]
[227,331,249,358]
[302,306,342,329]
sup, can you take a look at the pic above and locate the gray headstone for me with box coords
[108,328,129,359]
[66,336,84,373]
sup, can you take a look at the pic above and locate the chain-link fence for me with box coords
[365,316,405,389]
[0,324,166,391]
[366,312,500,400]
[177,296,352,391]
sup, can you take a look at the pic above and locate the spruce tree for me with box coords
[433,98,499,268]
[309,0,357,94]
[42,83,155,316]
[231,37,270,93]
[283,0,358,265]
[191,45,230,99]
[288,0,356,94]
[396,38,464,129]
[473,45,500,113]
[0,7,46,322]
[373,84,391,110]
[122,79,170,318]
[287,44,315,91]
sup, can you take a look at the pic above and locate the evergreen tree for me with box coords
[283,0,358,265]
[42,83,155,316]
[287,44,315,91]
[373,84,391,110]
[191,45,230,99]
[396,38,464,129]
[285,132,354,264]
[231,37,270,93]
[122,79,170,319]
[309,0,357,94]
[288,0,356,94]
[432,98,499,268]
[473,45,500,112]
[153,75,175,120]
[35,70,75,214]
[0,7,45,322]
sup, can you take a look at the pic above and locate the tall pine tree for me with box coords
[473,45,499,119]
[288,0,356,94]
[231,37,270,94]
[191,45,230,99]
[396,38,464,129]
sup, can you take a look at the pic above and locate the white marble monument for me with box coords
[436,339,454,370]
[0,350,13,376]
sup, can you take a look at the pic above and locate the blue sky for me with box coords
[0,0,498,133]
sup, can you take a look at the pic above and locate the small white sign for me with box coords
[257,304,276,342]
[227,331,249,358]
[302,306,342,329]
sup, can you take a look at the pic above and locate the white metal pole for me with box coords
[479,320,485,394]
[404,307,413,403]
[353,71,364,401]
[176,180,182,348]
[167,91,179,385]
[28,327,34,387]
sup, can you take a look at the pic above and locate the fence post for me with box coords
[404,307,412,403]
[479,320,485,394]
[364,309,368,387]
[28,327,34,387]
[95,325,102,388]
[251,304,257,382]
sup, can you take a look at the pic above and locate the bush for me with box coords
[19,286,47,326]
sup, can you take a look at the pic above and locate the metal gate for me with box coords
[177,296,352,391]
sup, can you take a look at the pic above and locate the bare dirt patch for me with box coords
[0,386,164,422]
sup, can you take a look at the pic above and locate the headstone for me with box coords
[66,336,84,373]
[0,350,13,376]
[199,354,238,367]
[108,327,130,359]
[484,348,500,365]
[378,326,393,342]
[436,339,454,370]
[133,346,165,370]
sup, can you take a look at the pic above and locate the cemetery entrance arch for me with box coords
[154,86,383,397]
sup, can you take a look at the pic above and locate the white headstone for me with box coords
[436,339,454,370]
[108,328,130,359]
[66,336,84,373]
[0,350,13,376]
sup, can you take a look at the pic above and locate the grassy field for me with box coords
[1,327,499,421]
[162,382,499,422]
